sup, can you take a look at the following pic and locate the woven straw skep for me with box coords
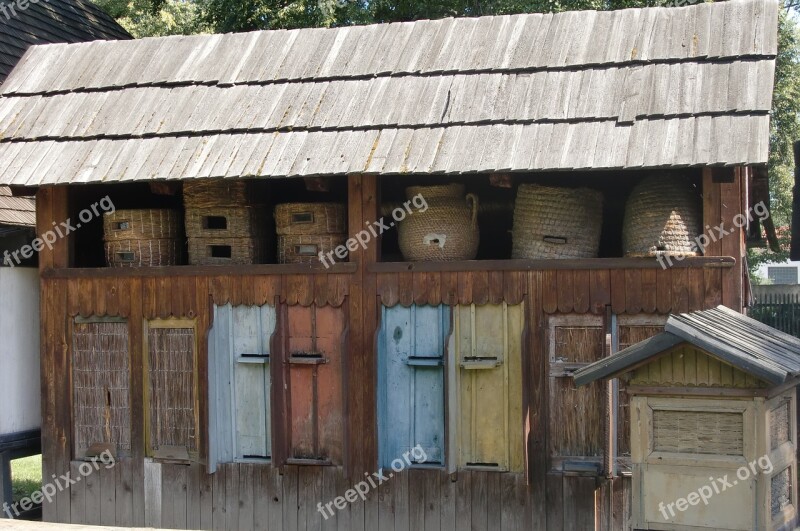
[398,189,479,261]
[405,183,464,201]
[622,176,702,257]
[512,184,603,259]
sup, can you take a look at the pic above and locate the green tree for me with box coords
[748,9,800,273]
[92,0,210,37]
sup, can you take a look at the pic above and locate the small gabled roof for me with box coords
[574,305,800,387]
[0,0,779,187]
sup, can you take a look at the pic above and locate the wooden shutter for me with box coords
[277,304,346,465]
[547,315,604,464]
[144,319,199,461]
[614,315,666,458]
[208,304,275,472]
[71,318,130,459]
[378,304,449,469]
[450,303,524,472]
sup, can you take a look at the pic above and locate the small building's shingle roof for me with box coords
[0,0,129,225]
[574,305,800,387]
[0,186,34,227]
[0,0,779,186]
[0,0,129,82]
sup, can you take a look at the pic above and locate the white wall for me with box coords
[0,267,40,435]
[755,260,800,284]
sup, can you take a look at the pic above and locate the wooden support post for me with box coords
[703,168,744,312]
[346,174,380,477]
[36,186,71,271]
[0,452,11,517]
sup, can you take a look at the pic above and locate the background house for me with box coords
[0,0,129,516]
[0,0,778,529]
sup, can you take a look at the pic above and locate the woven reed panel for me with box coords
[771,466,793,517]
[653,410,743,455]
[72,321,131,456]
[147,327,197,452]
[770,401,791,451]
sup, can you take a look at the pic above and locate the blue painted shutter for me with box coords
[378,304,449,469]
[208,304,275,472]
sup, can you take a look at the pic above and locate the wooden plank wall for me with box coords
[35,172,745,530]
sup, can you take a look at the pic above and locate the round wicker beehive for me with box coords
[274,203,346,236]
[398,190,479,261]
[622,176,702,257]
[405,183,465,201]
[511,184,604,259]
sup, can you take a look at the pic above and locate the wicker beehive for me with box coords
[103,209,181,267]
[622,176,703,257]
[397,186,479,261]
[274,203,346,236]
[104,238,181,268]
[275,203,347,264]
[188,237,268,266]
[183,180,257,209]
[278,234,348,264]
[511,184,603,259]
[103,209,181,241]
[184,180,270,265]
[185,206,271,265]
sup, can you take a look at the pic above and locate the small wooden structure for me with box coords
[0,1,780,529]
[575,306,800,531]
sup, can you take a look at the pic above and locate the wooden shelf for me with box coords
[368,257,736,273]
[41,262,359,278]
[41,257,736,278]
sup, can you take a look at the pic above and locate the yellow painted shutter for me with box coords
[450,303,524,472]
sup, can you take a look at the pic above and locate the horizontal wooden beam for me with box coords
[368,257,736,273]
[41,262,359,279]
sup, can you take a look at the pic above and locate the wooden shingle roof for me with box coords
[0,0,779,186]
[574,305,800,387]
[0,186,34,227]
[0,0,129,82]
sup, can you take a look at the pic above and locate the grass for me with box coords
[11,455,41,503]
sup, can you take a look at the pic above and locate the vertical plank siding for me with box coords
[35,177,743,530]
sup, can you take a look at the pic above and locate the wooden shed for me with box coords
[574,306,800,531]
[0,0,780,529]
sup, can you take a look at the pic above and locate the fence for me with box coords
[749,293,800,338]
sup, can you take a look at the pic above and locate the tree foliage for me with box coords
[92,0,210,37]
[93,0,797,275]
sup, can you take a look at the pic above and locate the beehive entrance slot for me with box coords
[203,216,228,230]
[210,245,232,258]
